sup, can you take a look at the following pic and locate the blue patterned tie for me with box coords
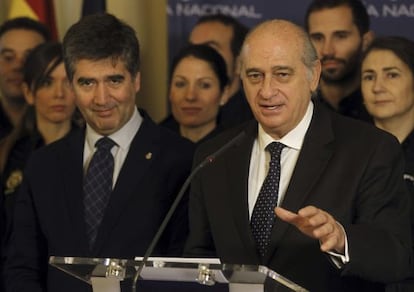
[83,137,116,248]
[251,142,285,257]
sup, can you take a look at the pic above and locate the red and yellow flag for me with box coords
[8,0,58,40]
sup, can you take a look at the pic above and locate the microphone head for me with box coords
[206,156,214,164]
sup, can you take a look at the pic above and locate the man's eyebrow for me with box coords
[76,77,94,83]
[309,32,323,37]
[272,66,294,72]
[332,30,352,35]
[245,67,261,74]
[107,74,125,80]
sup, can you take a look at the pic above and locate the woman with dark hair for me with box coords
[361,36,414,190]
[361,36,414,291]
[0,41,79,240]
[160,44,229,144]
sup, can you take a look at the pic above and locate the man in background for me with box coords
[189,14,253,129]
[0,17,50,139]
[305,0,374,121]
[0,16,49,291]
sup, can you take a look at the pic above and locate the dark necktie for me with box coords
[83,137,116,248]
[251,142,285,257]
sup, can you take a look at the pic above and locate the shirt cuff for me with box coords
[326,222,349,268]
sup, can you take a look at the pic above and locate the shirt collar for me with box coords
[85,107,142,151]
[258,101,314,151]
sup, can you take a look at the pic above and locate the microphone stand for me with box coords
[131,130,246,292]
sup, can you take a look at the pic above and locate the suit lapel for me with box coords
[226,122,261,259]
[93,117,160,253]
[265,104,335,263]
[60,128,90,253]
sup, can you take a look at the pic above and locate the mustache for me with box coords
[321,57,346,65]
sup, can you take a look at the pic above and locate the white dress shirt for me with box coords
[248,102,314,218]
[247,101,349,266]
[83,107,142,188]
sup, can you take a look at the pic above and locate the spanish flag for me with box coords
[8,0,58,40]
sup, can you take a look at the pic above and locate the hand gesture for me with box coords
[275,205,345,253]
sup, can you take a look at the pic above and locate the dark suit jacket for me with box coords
[218,89,254,130]
[0,103,13,141]
[5,111,194,292]
[185,103,412,292]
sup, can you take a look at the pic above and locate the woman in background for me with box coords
[0,41,79,240]
[361,36,414,191]
[160,44,229,144]
[361,36,414,292]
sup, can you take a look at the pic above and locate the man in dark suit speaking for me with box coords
[184,19,412,291]
[4,14,194,292]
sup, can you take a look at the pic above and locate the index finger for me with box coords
[275,207,308,227]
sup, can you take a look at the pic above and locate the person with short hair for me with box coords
[185,19,411,292]
[0,17,50,140]
[305,0,374,121]
[4,13,194,292]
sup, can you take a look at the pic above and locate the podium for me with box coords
[49,256,308,292]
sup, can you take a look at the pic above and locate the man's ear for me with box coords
[234,54,242,76]
[362,30,375,51]
[134,72,141,93]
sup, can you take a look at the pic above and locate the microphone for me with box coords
[131,130,246,292]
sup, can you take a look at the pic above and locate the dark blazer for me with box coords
[218,89,254,130]
[313,88,373,123]
[185,103,412,292]
[0,103,13,141]
[5,111,194,292]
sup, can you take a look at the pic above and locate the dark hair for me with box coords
[362,36,414,76]
[62,13,140,81]
[0,17,50,40]
[23,42,63,94]
[195,14,249,58]
[170,44,229,92]
[305,0,370,35]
